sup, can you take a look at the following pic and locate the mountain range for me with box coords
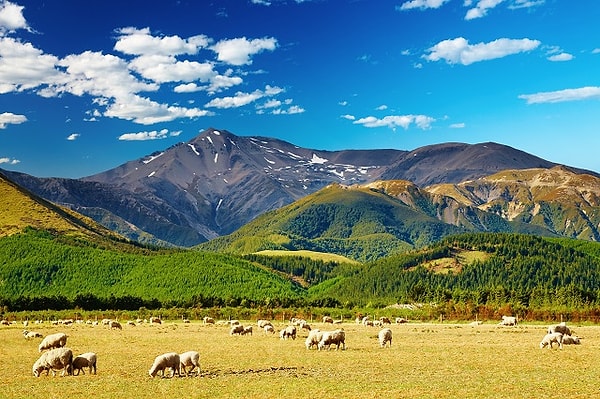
[2,128,599,250]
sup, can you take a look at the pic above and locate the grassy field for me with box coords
[253,249,360,264]
[3,319,600,399]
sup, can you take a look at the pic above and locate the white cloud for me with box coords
[67,133,80,140]
[107,94,212,124]
[592,48,600,54]
[251,0,272,4]
[0,37,61,93]
[339,101,348,106]
[376,105,388,110]
[424,37,540,65]
[114,27,210,56]
[465,0,505,20]
[211,37,277,65]
[0,156,19,164]
[352,114,435,130]
[129,55,215,84]
[519,86,600,104]
[341,114,355,120]
[0,111,26,128]
[118,128,180,141]
[547,52,573,62]
[205,85,283,108]
[450,122,466,128]
[509,0,545,9]
[398,0,450,10]
[271,105,305,115]
[0,1,29,34]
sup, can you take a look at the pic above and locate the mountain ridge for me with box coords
[2,128,597,247]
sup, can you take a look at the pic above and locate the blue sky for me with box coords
[0,0,599,178]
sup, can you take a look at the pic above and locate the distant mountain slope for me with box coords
[427,166,600,241]
[0,170,131,248]
[3,128,595,247]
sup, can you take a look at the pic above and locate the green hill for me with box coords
[198,183,466,262]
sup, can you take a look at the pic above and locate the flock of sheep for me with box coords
[18,314,582,379]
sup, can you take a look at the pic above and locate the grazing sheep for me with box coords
[305,329,323,350]
[318,329,346,351]
[257,319,272,328]
[149,317,162,324]
[395,317,408,324]
[230,324,245,335]
[548,322,571,336]
[109,320,122,330]
[179,351,201,377]
[322,316,333,324]
[72,352,97,375]
[23,330,43,339]
[498,315,517,326]
[228,319,240,326]
[32,347,73,377]
[126,320,136,327]
[280,325,297,340]
[299,321,312,331]
[562,335,581,345]
[378,328,392,348]
[540,332,564,349]
[380,317,392,325]
[241,326,253,336]
[38,332,68,352]
[203,316,215,324]
[263,325,275,334]
[149,352,180,378]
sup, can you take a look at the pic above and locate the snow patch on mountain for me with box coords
[143,152,164,164]
[188,144,200,156]
[310,154,328,164]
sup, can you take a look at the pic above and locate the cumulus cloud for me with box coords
[518,86,600,104]
[352,114,435,130]
[450,122,466,128]
[211,37,277,65]
[398,0,450,10]
[67,133,80,140]
[0,111,26,128]
[271,105,305,115]
[0,156,19,164]
[118,128,184,141]
[341,114,355,120]
[547,52,573,62]
[107,94,213,124]
[424,37,540,65]
[0,1,29,34]
[465,0,505,20]
[114,27,210,57]
[205,85,283,109]
[509,0,545,9]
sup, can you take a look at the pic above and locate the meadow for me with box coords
[3,319,600,399]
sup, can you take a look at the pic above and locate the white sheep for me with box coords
[378,328,392,348]
[257,319,272,328]
[395,317,408,324]
[23,330,43,339]
[305,329,323,350]
[203,316,215,324]
[38,332,68,352]
[562,335,581,345]
[318,329,346,351]
[540,332,563,349]
[379,317,392,325]
[179,351,201,377]
[32,347,73,377]
[548,322,571,336]
[263,325,275,334]
[149,317,162,324]
[149,352,180,378]
[72,352,97,375]
[498,315,517,326]
[280,325,297,340]
[322,316,333,323]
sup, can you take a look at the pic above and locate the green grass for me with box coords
[3,320,599,398]
[253,249,360,264]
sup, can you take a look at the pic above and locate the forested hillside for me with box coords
[309,233,600,312]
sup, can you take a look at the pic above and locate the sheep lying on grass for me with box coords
[149,352,180,378]
[33,347,73,377]
[23,330,43,339]
[38,332,68,352]
[72,352,97,375]
[179,351,200,377]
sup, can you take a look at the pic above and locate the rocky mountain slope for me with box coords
[2,128,594,247]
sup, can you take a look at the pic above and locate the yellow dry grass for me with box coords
[3,320,600,399]
[254,249,359,264]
